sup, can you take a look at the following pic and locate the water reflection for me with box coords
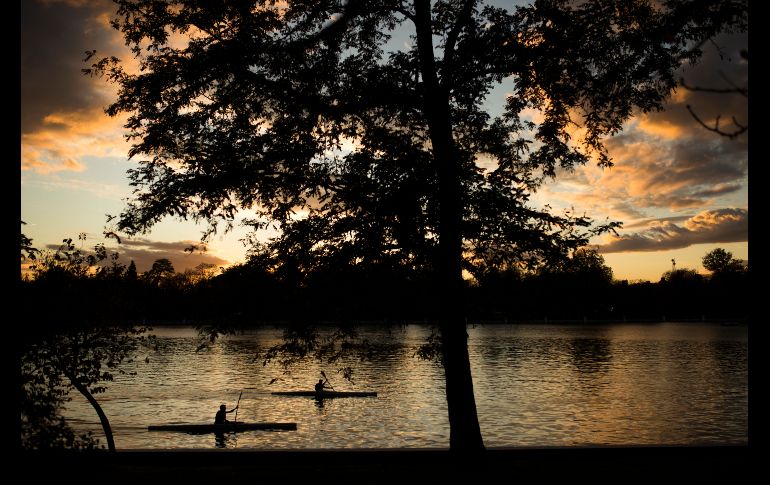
[59,323,747,449]
[214,431,240,449]
[567,337,612,374]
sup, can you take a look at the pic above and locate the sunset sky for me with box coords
[21,0,748,281]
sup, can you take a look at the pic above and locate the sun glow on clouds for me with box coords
[21,108,130,174]
[596,208,747,253]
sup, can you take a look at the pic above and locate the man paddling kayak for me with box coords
[314,379,329,394]
[214,403,239,424]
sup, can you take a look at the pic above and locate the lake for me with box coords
[61,322,748,449]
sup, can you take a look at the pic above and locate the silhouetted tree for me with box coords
[553,247,613,284]
[660,268,704,284]
[142,258,175,286]
[702,247,745,275]
[20,232,153,450]
[125,260,138,280]
[21,326,150,452]
[87,0,747,450]
[21,356,102,450]
[20,221,40,264]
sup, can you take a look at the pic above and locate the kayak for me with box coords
[271,390,377,398]
[147,422,297,433]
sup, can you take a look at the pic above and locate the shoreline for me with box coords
[18,445,754,481]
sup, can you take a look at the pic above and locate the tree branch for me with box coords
[680,77,748,97]
[443,0,476,67]
[686,105,747,139]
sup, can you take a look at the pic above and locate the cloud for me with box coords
[21,108,130,173]
[638,33,748,141]
[112,238,230,273]
[597,208,747,253]
[21,175,129,198]
[623,215,693,230]
[537,113,747,222]
[21,0,127,134]
[601,131,745,207]
[22,0,136,174]
[43,237,230,273]
[533,31,748,223]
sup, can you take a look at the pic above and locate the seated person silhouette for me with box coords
[214,403,238,424]
[314,379,328,394]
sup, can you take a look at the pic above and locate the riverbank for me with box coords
[20,446,753,482]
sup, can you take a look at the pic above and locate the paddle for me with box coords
[320,371,335,390]
[234,391,243,424]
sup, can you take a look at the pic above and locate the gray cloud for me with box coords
[600,127,747,211]
[664,33,749,139]
[21,0,122,134]
[44,238,230,273]
[598,208,747,253]
[623,215,693,230]
[114,238,230,273]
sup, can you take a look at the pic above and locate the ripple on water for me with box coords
[59,323,747,449]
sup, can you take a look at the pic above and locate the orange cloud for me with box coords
[684,209,745,231]
[635,115,684,139]
[21,107,129,174]
[597,208,747,253]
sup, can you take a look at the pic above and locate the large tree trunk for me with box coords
[62,367,116,452]
[414,0,485,452]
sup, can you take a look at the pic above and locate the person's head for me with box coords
[318,379,323,384]
[220,404,226,410]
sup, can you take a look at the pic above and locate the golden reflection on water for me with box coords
[60,323,747,449]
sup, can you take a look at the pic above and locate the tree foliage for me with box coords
[83,0,752,271]
[142,257,176,286]
[19,233,153,451]
[702,247,745,274]
[21,325,151,451]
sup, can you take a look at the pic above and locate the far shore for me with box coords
[127,317,749,327]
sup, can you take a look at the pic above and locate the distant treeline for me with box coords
[20,241,748,326]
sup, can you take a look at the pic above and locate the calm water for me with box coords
[61,322,748,449]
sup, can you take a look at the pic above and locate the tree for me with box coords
[20,221,40,264]
[548,247,613,284]
[88,0,747,450]
[125,260,138,280]
[142,258,175,286]
[660,267,703,285]
[21,325,150,452]
[702,247,745,275]
[20,231,153,451]
[21,356,101,451]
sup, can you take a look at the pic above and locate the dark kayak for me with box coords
[271,390,377,398]
[148,422,297,433]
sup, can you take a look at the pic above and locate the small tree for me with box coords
[20,232,153,451]
[702,248,745,275]
[660,268,704,285]
[21,326,150,452]
[142,258,176,286]
[125,260,138,280]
